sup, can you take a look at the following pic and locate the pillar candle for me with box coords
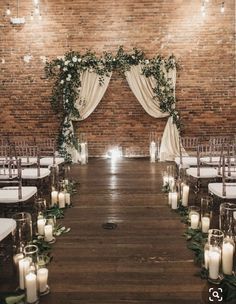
[171,192,178,210]
[222,241,234,275]
[209,248,221,280]
[168,192,172,206]
[19,257,31,290]
[182,185,189,206]
[150,141,156,163]
[190,213,199,229]
[51,191,58,206]
[204,248,209,269]
[44,225,53,242]
[201,217,210,233]
[81,143,87,165]
[26,272,38,303]
[37,218,46,235]
[58,192,66,208]
[13,253,24,267]
[37,268,48,293]
[65,193,71,205]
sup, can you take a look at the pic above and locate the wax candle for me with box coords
[65,193,71,205]
[171,192,178,210]
[13,253,24,267]
[19,257,31,290]
[201,217,210,233]
[222,241,234,275]
[51,191,58,206]
[44,225,53,242]
[182,185,189,207]
[58,192,65,208]
[209,248,221,280]
[37,268,49,293]
[37,218,46,235]
[190,213,199,229]
[150,141,156,163]
[26,272,38,303]
[80,143,87,165]
[204,248,209,269]
[168,192,172,206]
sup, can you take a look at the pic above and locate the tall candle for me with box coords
[44,225,53,242]
[37,218,46,235]
[190,213,199,229]
[80,143,87,165]
[65,193,71,205]
[51,191,58,206]
[37,268,49,293]
[171,192,178,210]
[222,242,234,275]
[150,141,156,163]
[19,257,31,290]
[201,217,210,233]
[58,192,65,208]
[26,272,38,303]
[209,249,221,280]
[182,185,189,206]
[204,248,209,269]
[13,253,24,267]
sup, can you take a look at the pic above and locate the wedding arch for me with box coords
[45,46,180,162]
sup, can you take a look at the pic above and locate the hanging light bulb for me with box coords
[221,2,225,13]
[6,4,11,15]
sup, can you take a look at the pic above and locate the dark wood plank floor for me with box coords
[1,158,210,303]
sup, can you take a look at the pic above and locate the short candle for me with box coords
[37,218,46,236]
[51,191,58,206]
[171,192,178,210]
[208,248,221,280]
[222,241,234,275]
[190,213,199,229]
[58,192,66,208]
[201,217,210,233]
[19,257,31,290]
[26,272,38,303]
[182,185,189,207]
[44,225,53,242]
[37,268,49,293]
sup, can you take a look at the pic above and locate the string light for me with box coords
[6,4,11,15]
[221,2,225,13]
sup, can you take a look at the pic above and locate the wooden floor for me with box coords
[2,158,209,303]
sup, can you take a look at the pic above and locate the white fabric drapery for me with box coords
[66,70,111,162]
[125,64,179,161]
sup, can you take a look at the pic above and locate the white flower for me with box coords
[145,59,149,64]
[72,56,78,63]
[65,99,69,103]
[57,65,61,69]
[63,67,68,71]
[78,58,82,62]
[66,77,71,81]
[132,55,135,59]
[64,60,70,66]
[113,58,116,61]
[60,80,64,84]
[67,74,71,78]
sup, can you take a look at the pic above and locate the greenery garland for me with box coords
[45,46,179,161]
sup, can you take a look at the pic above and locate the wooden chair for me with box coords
[175,137,200,169]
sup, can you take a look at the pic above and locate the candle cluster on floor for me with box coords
[162,165,236,301]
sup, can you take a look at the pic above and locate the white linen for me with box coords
[40,157,64,167]
[209,183,236,199]
[22,168,50,179]
[0,218,16,241]
[0,186,37,203]
[175,156,198,167]
[125,64,179,161]
[187,167,219,179]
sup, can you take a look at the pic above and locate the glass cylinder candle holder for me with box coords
[222,237,235,276]
[208,245,222,284]
[44,216,56,244]
[25,269,39,304]
[23,245,39,272]
[12,212,32,254]
[220,202,236,237]
[203,242,210,269]
[201,197,213,234]
[188,206,200,229]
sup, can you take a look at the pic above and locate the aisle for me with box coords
[42,158,207,304]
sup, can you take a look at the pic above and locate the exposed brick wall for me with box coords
[0,0,235,156]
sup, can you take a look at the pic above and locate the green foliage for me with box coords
[45,47,179,160]
[65,180,78,195]
[162,183,171,193]
[45,205,65,219]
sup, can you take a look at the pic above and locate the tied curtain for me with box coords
[66,70,112,162]
[125,64,180,161]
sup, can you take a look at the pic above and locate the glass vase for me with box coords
[12,212,32,254]
[219,202,236,237]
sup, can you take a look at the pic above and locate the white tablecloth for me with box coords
[209,183,236,199]
[187,167,219,179]
[0,186,37,203]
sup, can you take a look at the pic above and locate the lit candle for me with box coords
[37,218,46,235]
[182,185,189,207]
[80,143,87,165]
[25,272,38,303]
[19,257,31,290]
[222,241,234,275]
[150,141,156,163]
[65,193,71,205]
[37,268,48,293]
[58,192,66,208]
[201,217,210,233]
[13,253,24,267]
[190,213,199,229]
[171,192,178,210]
[208,248,221,280]
[51,191,58,206]
[44,225,53,242]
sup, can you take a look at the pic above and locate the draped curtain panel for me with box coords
[125,64,179,161]
[66,70,111,162]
